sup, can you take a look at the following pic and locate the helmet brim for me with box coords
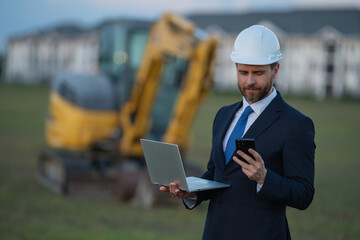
[230,53,282,65]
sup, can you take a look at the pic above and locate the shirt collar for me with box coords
[242,87,277,116]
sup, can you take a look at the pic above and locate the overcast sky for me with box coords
[0,0,359,54]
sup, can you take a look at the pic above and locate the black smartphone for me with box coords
[235,138,255,163]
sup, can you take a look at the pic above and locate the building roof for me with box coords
[38,24,86,35]
[8,23,95,42]
[187,8,360,35]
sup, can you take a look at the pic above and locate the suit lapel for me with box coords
[220,101,243,146]
[244,92,284,139]
[215,101,243,170]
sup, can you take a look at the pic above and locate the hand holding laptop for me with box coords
[160,182,196,199]
[140,139,230,193]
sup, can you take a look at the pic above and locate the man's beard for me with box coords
[239,82,273,104]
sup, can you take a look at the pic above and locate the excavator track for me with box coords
[37,149,116,197]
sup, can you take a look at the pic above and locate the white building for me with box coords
[189,9,360,99]
[3,9,360,99]
[4,25,99,84]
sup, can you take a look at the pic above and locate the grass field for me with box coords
[0,83,359,239]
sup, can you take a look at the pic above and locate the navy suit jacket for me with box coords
[188,92,315,240]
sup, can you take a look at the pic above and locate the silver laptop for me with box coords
[140,139,230,192]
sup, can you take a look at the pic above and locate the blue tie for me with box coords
[224,105,254,164]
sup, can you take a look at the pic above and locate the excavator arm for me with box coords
[118,13,217,156]
[163,36,217,149]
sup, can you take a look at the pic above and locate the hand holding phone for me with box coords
[235,138,255,164]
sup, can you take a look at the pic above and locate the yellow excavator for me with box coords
[37,13,217,206]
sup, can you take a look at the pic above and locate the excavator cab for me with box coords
[39,19,153,195]
[99,20,151,106]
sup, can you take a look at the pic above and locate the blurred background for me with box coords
[0,0,360,239]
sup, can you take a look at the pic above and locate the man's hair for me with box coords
[270,62,279,70]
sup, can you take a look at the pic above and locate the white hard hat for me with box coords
[230,25,282,65]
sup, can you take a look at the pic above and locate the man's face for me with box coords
[236,63,279,104]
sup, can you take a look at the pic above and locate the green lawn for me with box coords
[0,84,359,239]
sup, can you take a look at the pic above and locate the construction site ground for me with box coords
[0,83,359,240]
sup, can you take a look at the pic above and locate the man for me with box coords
[160,25,315,240]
